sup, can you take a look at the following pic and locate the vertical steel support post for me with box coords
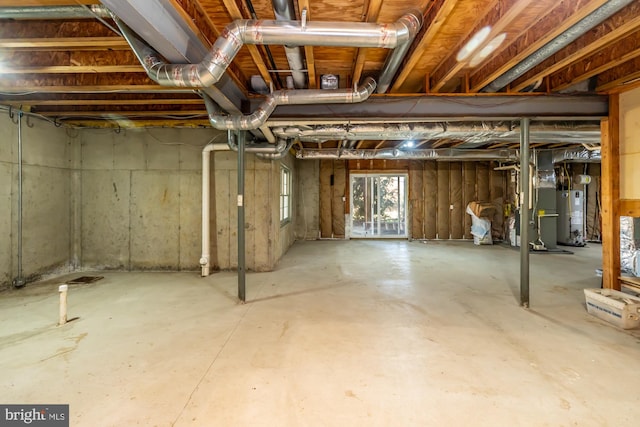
[520,118,531,307]
[237,131,246,301]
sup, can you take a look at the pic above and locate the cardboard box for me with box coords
[584,288,640,329]
[467,201,497,219]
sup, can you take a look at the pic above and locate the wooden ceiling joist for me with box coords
[60,119,212,128]
[390,0,461,93]
[42,109,209,118]
[510,1,640,92]
[351,0,383,86]
[550,31,640,92]
[0,1,99,4]
[597,54,640,92]
[0,37,129,51]
[0,98,203,106]
[297,0,317,88]
[0,85,194,93]
[0,65,144,74]
[430,0,532,93]
[220,0,274,88]
[469,0,610,93]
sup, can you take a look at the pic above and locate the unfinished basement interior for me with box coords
[1,0,640,425]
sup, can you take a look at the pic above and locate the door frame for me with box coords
[349,173,409,239]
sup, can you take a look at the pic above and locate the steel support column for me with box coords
[520,118,531,307]
[237,131,246,302]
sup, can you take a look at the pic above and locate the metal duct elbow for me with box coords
[208,77,377,130]
[116,11,420,88]
[376,11,423,94]
[256,139,295,160]
[351,77,378,102]
[209,98,278,130]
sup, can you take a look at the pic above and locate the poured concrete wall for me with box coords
[1,121,296,287]
[0,113,72,290]
[79,128,295,272]
[79,128,211,271]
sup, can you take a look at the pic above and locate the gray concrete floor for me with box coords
[1,240,639,426]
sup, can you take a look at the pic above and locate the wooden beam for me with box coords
[469,0,609,93]
[550,32,640,92]
[511,3,640,92]
[297,0,316,88]
[0,65,143,74]
[431,0,531,93]
[601,94,621,290]
[621,199,640,217]
[391,0,461,92]
[0,37,129,51]
[351,0,383,86]
[375,140,387,149]
[221,0,273,87]
[355,140,365,149]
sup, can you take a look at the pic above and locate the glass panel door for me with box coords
[350,174,408,238]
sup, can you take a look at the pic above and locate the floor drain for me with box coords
[66,276,104,285]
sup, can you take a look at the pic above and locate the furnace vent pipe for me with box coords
[204,77,376,130]
[117,12,421,89]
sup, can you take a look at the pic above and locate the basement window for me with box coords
[280,165,291,225]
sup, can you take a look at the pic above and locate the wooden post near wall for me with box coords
[601,94,621,290]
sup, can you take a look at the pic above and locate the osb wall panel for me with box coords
[319,160,507,240]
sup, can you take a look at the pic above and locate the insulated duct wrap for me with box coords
[296,148,520,161]
[273,122,602,145]
[552,147,601,163]
[621,217,640,277]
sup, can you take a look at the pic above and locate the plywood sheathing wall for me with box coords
[317,160,508,240]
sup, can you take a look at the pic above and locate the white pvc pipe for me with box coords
[200,143,231,277]
[58,284,68,326]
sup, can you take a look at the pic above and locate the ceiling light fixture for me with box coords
[456,26,491,62]
[404,140,415,148]
[469,33,507,67]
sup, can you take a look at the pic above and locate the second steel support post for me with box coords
[237,131,246,302]
[520,118,530,307]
